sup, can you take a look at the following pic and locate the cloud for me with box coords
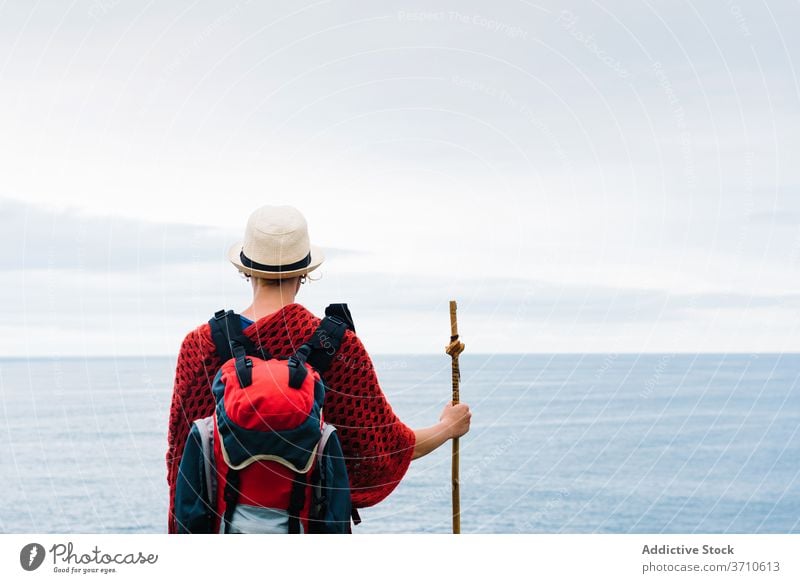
[0,198,360,273]
[0,198,232,272]
[1,254,799,357]
[309,271,800,323]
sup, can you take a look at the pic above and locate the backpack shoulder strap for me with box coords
[305,303,356,374]
[325,303,356,333]
[208,309,260,361]
[208,310,269,387]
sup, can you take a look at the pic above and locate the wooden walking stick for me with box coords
[445,300,465,534]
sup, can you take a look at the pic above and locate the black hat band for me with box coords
[240,250,312,272]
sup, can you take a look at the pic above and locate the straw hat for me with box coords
[227,205,324,279]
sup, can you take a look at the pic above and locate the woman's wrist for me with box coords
[436,419,454,440]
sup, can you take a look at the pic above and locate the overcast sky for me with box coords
[1,0,799,356]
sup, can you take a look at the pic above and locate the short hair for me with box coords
[242,273,303,287]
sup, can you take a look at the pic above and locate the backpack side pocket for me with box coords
[310,424,353,534]
[175,417,216,533]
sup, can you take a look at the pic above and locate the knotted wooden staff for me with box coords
[445,300,465,534]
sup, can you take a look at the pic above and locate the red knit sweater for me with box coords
[166,303,416,533]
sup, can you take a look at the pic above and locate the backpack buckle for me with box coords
[231,342,253,388]
[287,345,311,389]
[326,315,344,326]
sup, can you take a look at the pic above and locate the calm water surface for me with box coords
[1,354,797,533]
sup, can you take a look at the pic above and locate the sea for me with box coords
[1,354,798,534]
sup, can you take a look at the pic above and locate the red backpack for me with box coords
[175,305,358,534]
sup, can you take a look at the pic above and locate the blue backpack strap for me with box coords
[303,303,355,374]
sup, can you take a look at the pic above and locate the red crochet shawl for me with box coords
[166,303,416,533]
